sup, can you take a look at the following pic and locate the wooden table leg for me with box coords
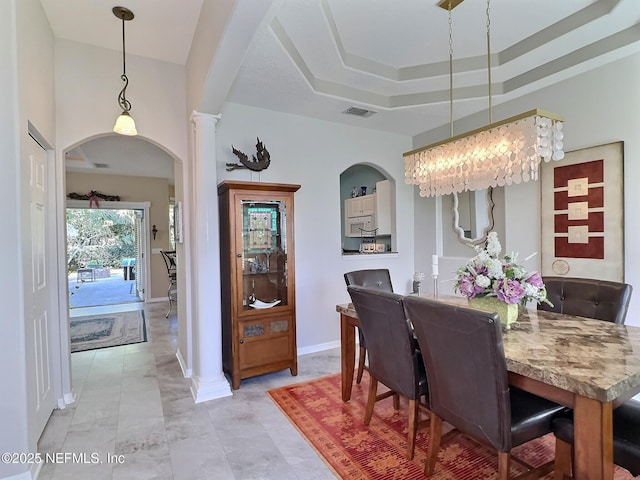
[572,395,614,480]
[340,313,356,402]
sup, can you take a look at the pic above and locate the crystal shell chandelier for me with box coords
[405,109,564,197]
[404,1,564,197]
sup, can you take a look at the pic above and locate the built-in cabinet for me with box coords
[218,180,300,389]
[344,179,392,237]
[345,194,376,218]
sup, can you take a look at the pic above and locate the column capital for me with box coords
[191,111,221,127]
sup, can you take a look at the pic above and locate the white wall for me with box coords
[55,39,188,161]
[216,103,414,350]
[414,53,640,325]
[0,2,29,478]
[0,0,57,478]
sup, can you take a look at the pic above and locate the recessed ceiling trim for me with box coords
[320,0,400,81]
[499,0,622,64]
[504,23,640,93]
[314,0,622,82]
[271,10,640,110]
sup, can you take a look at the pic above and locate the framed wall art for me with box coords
[540,141,624,281]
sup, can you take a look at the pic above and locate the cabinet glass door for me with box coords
[240,199,288,311]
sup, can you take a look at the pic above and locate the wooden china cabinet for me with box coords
[217,180,300,389]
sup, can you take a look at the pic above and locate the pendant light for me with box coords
[112,6,137,136]
[404,0,565,197]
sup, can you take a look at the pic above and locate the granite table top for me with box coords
[337,296,640,403]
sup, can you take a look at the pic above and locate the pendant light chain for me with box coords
[117,11,132,114]
[486,0,492,123]
[121,13,127,77]
[448,0,454,138]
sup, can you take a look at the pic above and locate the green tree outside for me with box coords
[66,209,136,272]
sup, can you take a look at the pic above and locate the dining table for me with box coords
[336,294,640,480]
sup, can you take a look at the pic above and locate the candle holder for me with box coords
[413,272,425,295]
[432,275,439,299]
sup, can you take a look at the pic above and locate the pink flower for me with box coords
[458,275,485,298]
[524,271,544,288]
[494,278,525,304]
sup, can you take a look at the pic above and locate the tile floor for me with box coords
[38,301,341,479]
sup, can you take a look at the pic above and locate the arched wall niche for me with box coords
[339,163,397,255]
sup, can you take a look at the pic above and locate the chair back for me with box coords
[402,295,512,451]
[347,285,424,400]
[160,250,177,277]
[344,269,393,292]
[539,276,632,324]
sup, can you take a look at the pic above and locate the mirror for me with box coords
[452,187,495,245]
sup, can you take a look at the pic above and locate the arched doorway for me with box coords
[64,134,177,308]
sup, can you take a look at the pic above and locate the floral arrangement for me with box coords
[454,232,552,306]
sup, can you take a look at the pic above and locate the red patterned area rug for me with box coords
[268,373,637,480]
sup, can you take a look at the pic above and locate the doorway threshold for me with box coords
[70,302,144,318]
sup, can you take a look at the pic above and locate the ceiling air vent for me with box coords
[342,106,377,118]
[94,163,109,169]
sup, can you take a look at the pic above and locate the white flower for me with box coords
[486,232,502,257]
[523,283,539,298]
[475,250,490,265]
[487,258,504,279]
[511,265,527,279]
[475,275,491,288]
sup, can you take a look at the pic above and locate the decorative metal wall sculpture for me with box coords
[226,137,271,172]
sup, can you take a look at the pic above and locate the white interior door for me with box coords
[27,134,55,442]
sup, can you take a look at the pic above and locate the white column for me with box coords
[189,111,232,402]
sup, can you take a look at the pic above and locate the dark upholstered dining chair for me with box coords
[539,276,632,325]
[552,400,640,478]
[344,269,394,384]
[403,295,564,479]
[347,285,429,460]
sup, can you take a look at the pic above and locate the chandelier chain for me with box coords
[486,0,492,123]
[448,0,454,138]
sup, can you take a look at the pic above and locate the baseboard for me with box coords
[145,297,167,303]
[175,348,192,378]
[297,340,341,356]
[190,374,232,403]
[55,391,75,409]
[63,392,75,406]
